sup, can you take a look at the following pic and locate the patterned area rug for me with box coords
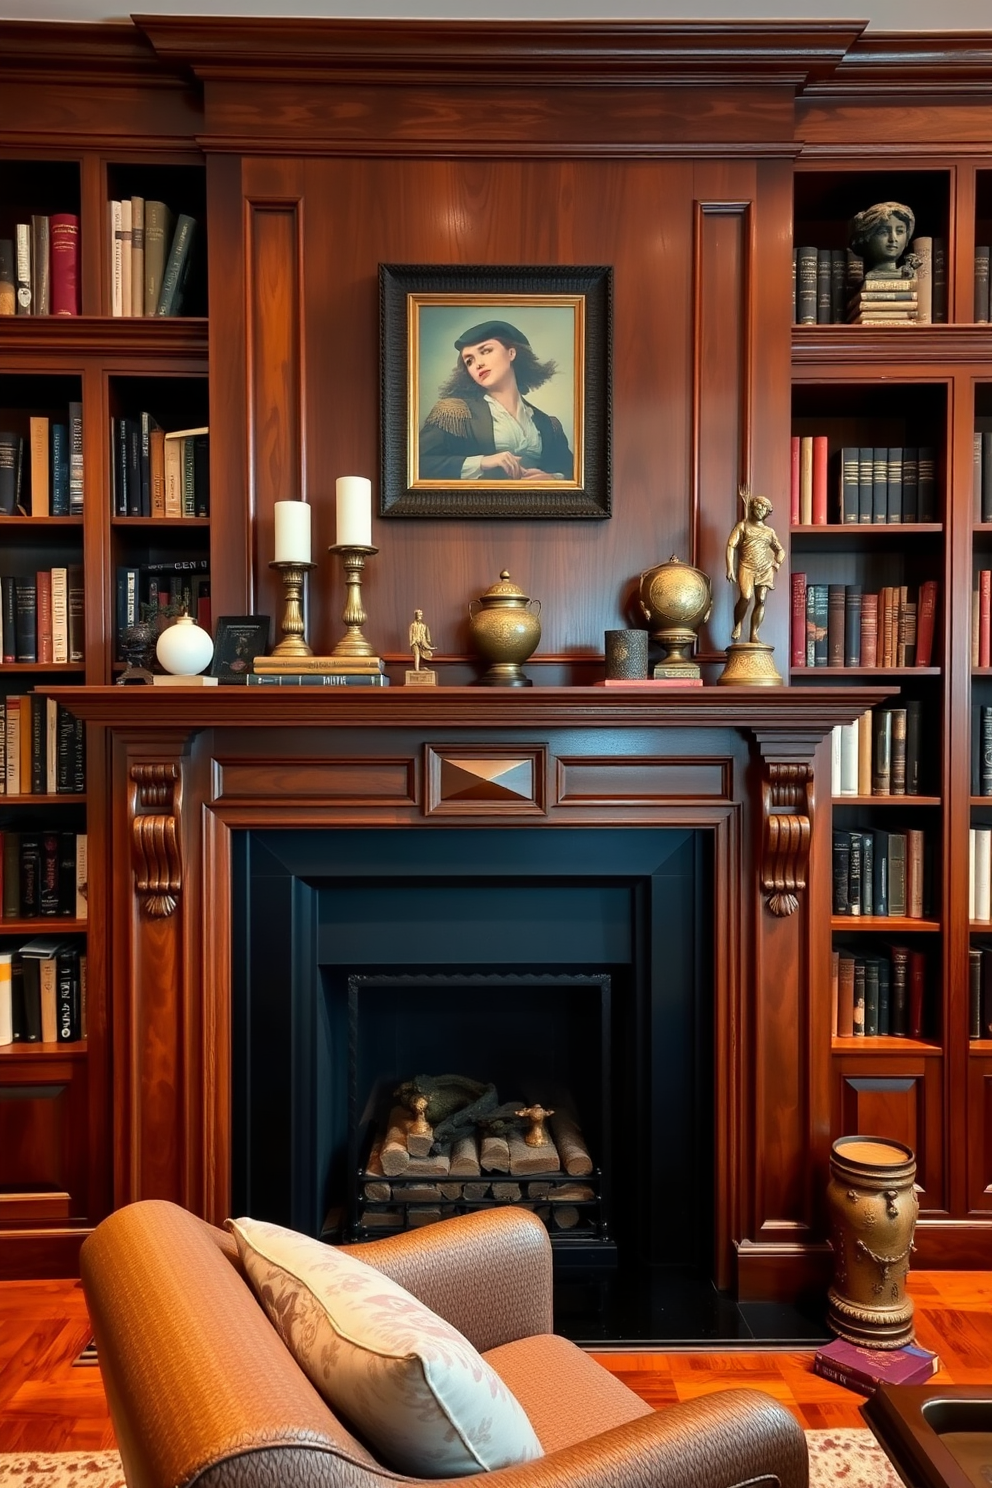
[807,1428,904,1487]
[0,1431,902,1486]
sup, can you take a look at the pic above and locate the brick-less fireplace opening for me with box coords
[230,825,719,1341]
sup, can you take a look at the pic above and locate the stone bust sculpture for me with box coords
[848,201,917,279]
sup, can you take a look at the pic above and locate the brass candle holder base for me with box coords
[328,543,380,663]
[269,559,317,657]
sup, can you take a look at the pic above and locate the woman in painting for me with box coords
[848,201,917,279]
[418,319,573,482]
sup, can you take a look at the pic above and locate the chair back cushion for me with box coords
[227,1216,544,1479]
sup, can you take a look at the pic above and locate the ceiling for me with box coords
[0,0,988,29]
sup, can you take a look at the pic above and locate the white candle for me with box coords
[336,476,372,547]
[273,500,311,564]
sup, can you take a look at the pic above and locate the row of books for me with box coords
[0,938,86,1046]
[793,238,945,325]
[1,831,87,921]
[1,568,85,667]
[976,430,992,522]
[2,697,85,797]
[109,199,198,318]
[0,215,80,317]
[115,559,211,657]
[830,703,924,798]
[790,440,938,527]
[0,412,84,517]
[972,705,992,795]
[831,943,931,1039]
[791,577,939,670]
[832,828,931,919]
[968,944,992,1041]
[112,417,209,519]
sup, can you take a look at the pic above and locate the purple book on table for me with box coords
[813,1337,940,1395]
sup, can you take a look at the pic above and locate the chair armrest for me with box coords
[481,1389,808,1488]
[340,1206,553,1352]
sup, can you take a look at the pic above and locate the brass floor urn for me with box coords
[826,1136,919,1349]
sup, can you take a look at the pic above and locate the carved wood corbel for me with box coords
[750,732,818,918]
[129,761,183,917]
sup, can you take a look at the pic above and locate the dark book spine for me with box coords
[816,248,832,324]
[796,246,818,324]
[813,585,828,667]
[889,834,907,917]
[872,446,888,524]
[830,249,846,323]
[841,446,859,524]
[873,831,890,917]
[14,577,37,663]
[902,445,919,523]
[56,946,79,1041]
[0,236,14,315]
[193,433,209,517]
[970,948,983,1040]
[833,831,851,915]
[909,949,927,1040]
[844,585,862,667]
[890,946,910,1035]
[72,715,85,793]
[19,834,42,918]
[983,432,992,524]
[50,421,69,515]
[0,430,24,515]
[975,246,991,322]
[156,213,197,316]
[863,957,880,1036]
[39,830,60,916]
[55,704,76,793]
[861,830,874,917]
[887,446,903,523]
[68,400,83,515]
[890,707,908,796]
[905,698,922,797]
[877,954,891,1037]
[827,584,846,668]
[847,831,863,917]
[873,710,892,796]
[20,956,42,1041]
[858,446,874,524]
[932,238,947,322]
[981,706,992,797]
[58,830,77,916]
[918,446,937,522]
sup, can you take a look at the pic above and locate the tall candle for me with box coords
[274,500,311,564]
[335,476,372,547]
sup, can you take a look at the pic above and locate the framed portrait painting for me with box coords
[380,263,612,519]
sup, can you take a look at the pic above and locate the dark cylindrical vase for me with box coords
[826,1135,918,1349]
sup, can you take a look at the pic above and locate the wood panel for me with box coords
[0,1056,88,1225]
[833,1058,945,1212]
[967,1056,992,1214]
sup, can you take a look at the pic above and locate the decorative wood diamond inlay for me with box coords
[439,756,534,802]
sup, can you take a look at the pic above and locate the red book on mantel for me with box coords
[597,678,704,687]
[813,1337,940,1395]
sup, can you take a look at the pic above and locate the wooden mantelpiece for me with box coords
[55,683,888,1300]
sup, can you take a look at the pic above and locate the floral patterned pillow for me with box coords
[226,1216,544,1478]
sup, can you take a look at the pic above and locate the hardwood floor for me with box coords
[0,1270,989,1451]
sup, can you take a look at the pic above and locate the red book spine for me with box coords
[981,572,991,669]
[790,571,807,669]
[915,580,939,668]
[790,436,801,525]
[860,593,879,669]
[812,435,829,525]
[49,213,80,316]
[908,949,926,1039]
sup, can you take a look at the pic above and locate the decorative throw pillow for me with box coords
[226,1216,544,1478]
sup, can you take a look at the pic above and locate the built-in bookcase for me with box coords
[0,109,208,1272]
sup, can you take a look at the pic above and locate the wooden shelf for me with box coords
[831,916,941,931]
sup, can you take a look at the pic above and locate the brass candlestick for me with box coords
[328,543,378,658]
[269,559,316,657]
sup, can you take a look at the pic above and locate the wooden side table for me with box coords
[862,1384,992,1488]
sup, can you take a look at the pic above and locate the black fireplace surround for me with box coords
[231,824,825,1344]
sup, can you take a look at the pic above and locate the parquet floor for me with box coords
[0,1270,989,1451]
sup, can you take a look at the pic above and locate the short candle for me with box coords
[336,476,372,547]
[274,500,311,564]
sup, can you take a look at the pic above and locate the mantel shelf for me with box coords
[45,683,895,733]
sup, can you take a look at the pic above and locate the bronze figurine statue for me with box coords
[409,609,435,671]
[726,487,785,645]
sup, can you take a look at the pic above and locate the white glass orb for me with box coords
[156,614,214,676]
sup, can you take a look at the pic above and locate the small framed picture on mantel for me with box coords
[210,615,271,684]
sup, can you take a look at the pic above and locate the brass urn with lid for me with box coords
[468,570,542,687]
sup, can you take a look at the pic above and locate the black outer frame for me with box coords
[379,262,612,519]
[209,614,272,682]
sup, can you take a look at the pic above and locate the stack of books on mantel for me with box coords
[249,655,389,686]
[847,277,919,326]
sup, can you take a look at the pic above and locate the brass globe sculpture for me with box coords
[638,555,713,679]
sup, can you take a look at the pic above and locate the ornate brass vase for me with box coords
[826,1135,918,1349]
[638,555,713,679]
[468,570,542,687]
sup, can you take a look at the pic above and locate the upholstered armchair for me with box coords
[81,1199,808,1488]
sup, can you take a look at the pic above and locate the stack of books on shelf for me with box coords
[0,831,87,921]
[791,577,938,670]
[115,559,211,657]
[248,656,390,686]
[847,274,919,325]
[813,1339,939,1394]
[967,946,992,1041]
[1,567,85,666]
[0,406,83,517]
[833,827,931,921]
[0,937,86,1046]
[108,198,197,317]
[831,703,923,798]
[831,943,931,1039]
[834,444,936,525]
[0,213,80,318]
[793,236,944,324]
[111,416,209,518]
[1,698,86,797]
